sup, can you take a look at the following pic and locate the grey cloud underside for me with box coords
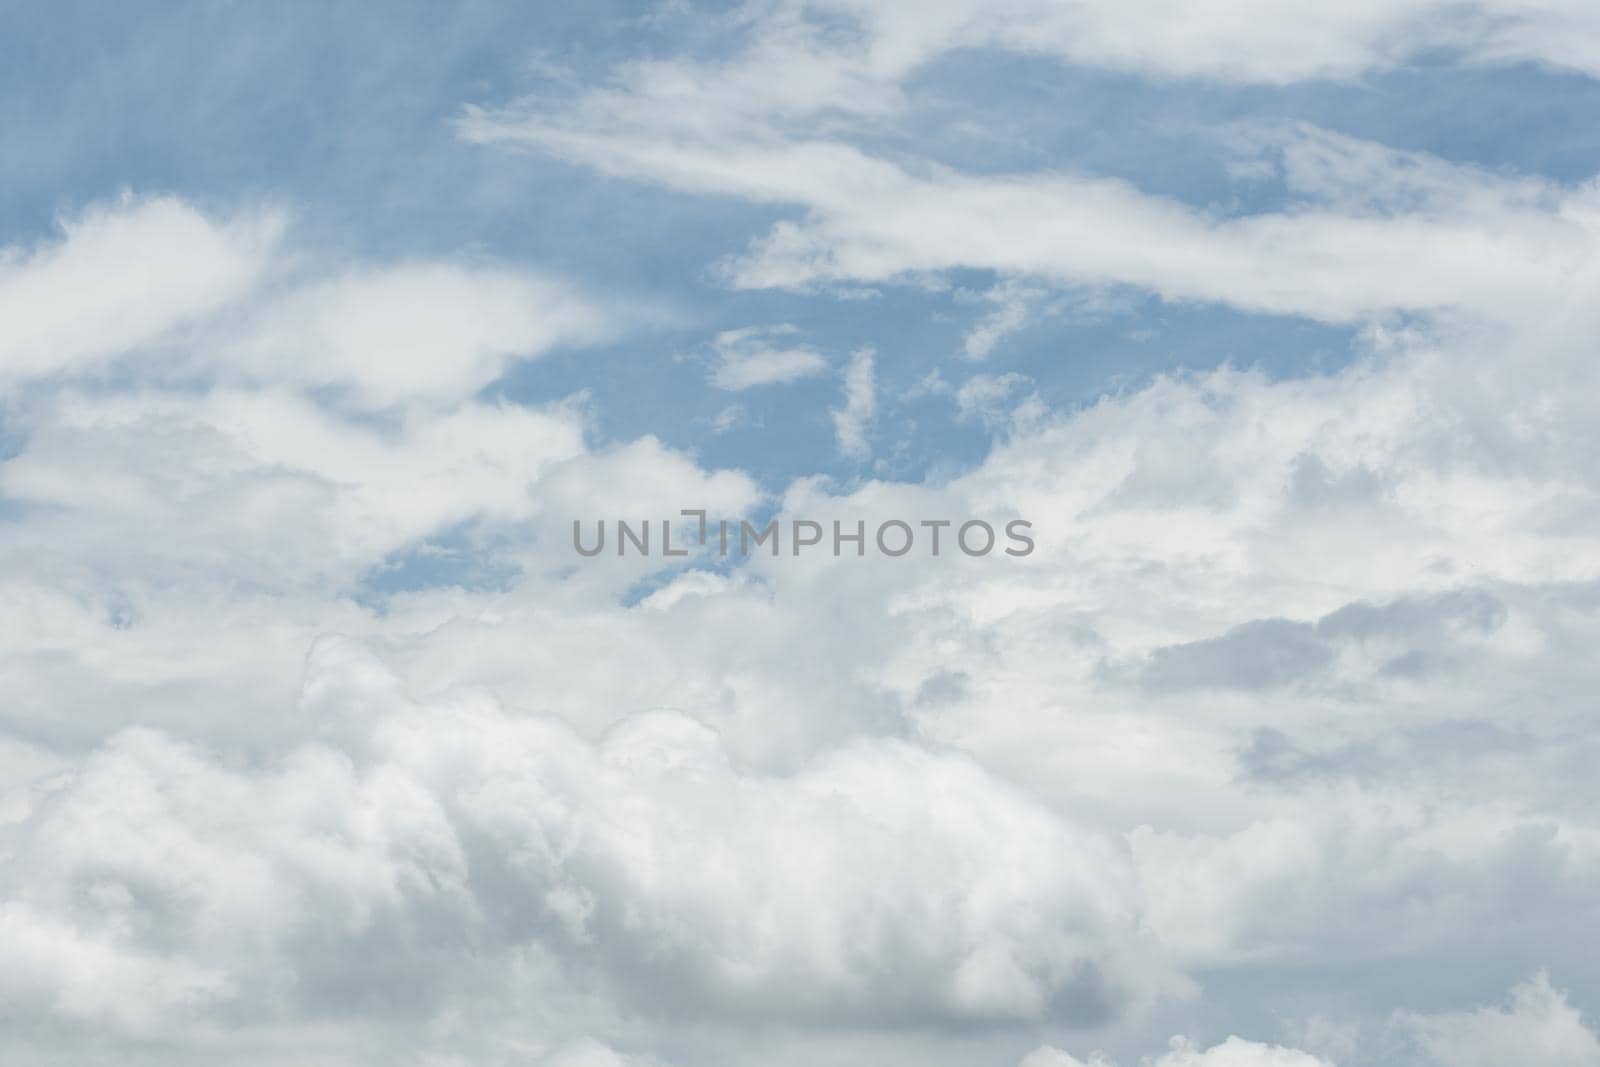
[1129,589,1508,693]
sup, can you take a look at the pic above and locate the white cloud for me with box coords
[831,347,876,458]
[0,199,613,408]
[0,637,1166,1042]
[1020,1036,1331,1067]
[963,279,1043,361]
[0,196,282,381]
[535,1040,667,1067]
[1018,1048,1109,1067]
[459,0,1600,173]
[814,0,1600,84]
[0,387,589,589]
[6,11,1600,1059]
[694,133,1595,324]
[707,324,827,390]
[1397,972,1600,1067]
[954,372,1038,431]
[224,262,612,408]
[1146,1036,1333,1067]
[8,198,1600,1060]
[462,12,1600,329]
[707,402,750,434]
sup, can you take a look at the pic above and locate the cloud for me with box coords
[1128,589,1507,693]
[0,387,589,589]
[224,262,612,408]
[1136,617,1338,693]
[462,15,1600,328]
[706,325,827,390]
[1397,972,1600,1067]
[953,372,1040,432]
[814,0,1600,84]
[1020,1036,1331,1067]
[8,14,1600,1060]
[1021,976,1600,1067]
[0,198,614,408]
[459,0,1600,160]
[535,1040,668,1067]
[1147,1036,1332,1066]
[963,280,1043,361]
[10,201,1600,1005]
[466,111,1600,326]
[831,347,876,458]
[0,637,1166,1044]
[0,196,283,382]
[710,144,1594,326]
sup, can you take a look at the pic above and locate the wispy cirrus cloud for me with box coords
[461,2,1600,333]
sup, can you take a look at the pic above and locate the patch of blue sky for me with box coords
[356,517,525,605]
[494,279,1359,491]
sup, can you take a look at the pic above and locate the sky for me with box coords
[3,1,1600,1065]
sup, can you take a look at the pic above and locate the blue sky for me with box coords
[6,4,1600,1066]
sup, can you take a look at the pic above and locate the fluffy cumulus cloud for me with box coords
[7,1,1600,1065]
[1397,972,1600,1067]
[1019,1036,1332,1067]
[0,637,1165,1058]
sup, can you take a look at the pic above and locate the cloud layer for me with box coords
[6,2,1600,1065]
